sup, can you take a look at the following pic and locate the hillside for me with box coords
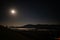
[0,25,60,40]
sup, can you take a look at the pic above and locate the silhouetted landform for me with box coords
[10,24,60,29]
[0,24,60,40]
[0,25,33,40]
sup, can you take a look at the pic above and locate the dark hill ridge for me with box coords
[0,25,32,40]
[11,24,60,29]
[0,25,60,40]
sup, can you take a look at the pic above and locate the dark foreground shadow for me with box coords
[0,24,60,40]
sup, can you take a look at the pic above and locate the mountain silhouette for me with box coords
[0,25,32,40]
[0,24,60,40]
[9,24,60,29]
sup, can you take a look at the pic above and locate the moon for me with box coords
[10,9,17,17]
[11,10,16,14]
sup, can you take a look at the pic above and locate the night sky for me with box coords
[0,0,60,26]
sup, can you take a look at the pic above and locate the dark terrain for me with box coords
[0,24,60,40]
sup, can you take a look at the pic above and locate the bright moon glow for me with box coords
[11,10,16,14]
[10,9,17,17]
